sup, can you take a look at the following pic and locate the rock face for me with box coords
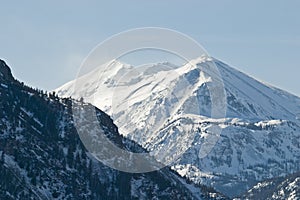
[0,60,13,81]
[0,60,227,200]
[56,57,300,197]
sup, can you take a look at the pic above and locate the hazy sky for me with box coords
[1,1,299,96]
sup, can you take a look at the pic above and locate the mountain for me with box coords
[0,59,227,199]
[238,171,300,199]
[56,56,300,197]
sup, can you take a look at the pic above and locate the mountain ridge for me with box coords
[56,57,300,197]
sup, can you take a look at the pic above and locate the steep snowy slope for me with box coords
[56,57,300,197]
[0,59,228,199]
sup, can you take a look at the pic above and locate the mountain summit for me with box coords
[56,57,300,197]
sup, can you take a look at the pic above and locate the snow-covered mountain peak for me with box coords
[174,55,213,74]
[56,57,300,197]
[189,55,214,65]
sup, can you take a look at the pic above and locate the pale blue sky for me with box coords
[0,1,299,96]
